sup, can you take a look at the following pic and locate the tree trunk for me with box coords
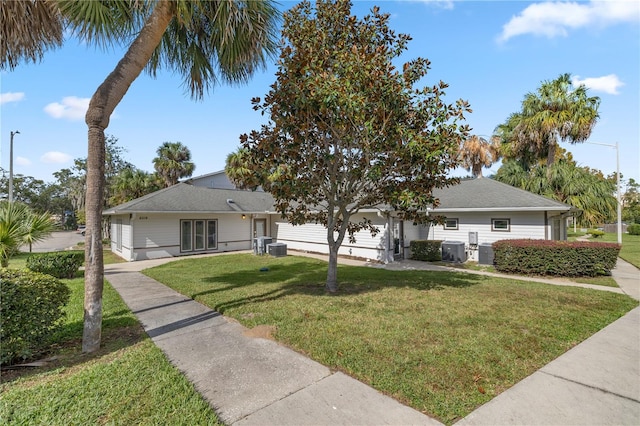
[82,1,175,353]
[324,208,350,293]
[326,243,339,293]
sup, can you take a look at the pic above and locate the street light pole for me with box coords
[586,141,622,245]
[9,130,20,203]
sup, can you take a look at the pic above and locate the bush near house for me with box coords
[493,239,620,277]
[627,224,640,235]
[410,240,443,261]
[0,269,70,365]
[26,251,84,279]
[587,228,605,238]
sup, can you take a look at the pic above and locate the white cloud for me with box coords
[498,1,640,43]
[572,74,624,95]
[1,92,25,104]
[41,151,73,164]
[403,0,454,10]
[44,96,90,120]
[16,157,31,166]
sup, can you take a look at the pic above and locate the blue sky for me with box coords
[1,0,639,187]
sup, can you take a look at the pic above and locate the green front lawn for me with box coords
[601,232,640,269]
[144,254,638,425]
[1,274,220,425]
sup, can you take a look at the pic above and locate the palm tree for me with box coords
[225,147,254,189]
[457,135,500,178]
[500,74,600,168]
[153,142,195,188]
[2,0,279,352]
[0,201,56,267]
[109,167,159,206]
[495,159,617,227]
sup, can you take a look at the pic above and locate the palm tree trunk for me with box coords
[82,1,175,353]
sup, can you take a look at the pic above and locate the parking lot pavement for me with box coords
[27,230,85,253]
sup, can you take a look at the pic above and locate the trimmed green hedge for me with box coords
[493,239,620,277]
[410,240,443,261]
[0,269,71,365]
[26,251,84,279]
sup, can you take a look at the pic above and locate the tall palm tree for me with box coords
[2,0,279,352]
[153,141,195,187]
[500,74,600,168]
[457,135,500,178]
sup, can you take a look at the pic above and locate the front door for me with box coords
[254,218,267,238]
[393,220,404,260]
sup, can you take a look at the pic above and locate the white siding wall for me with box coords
[110,214,133,261]
[403,221,423,259]
[430,211,548,261]
[189,173,235,189]
[274,212,393,262]
[124,213,253,261]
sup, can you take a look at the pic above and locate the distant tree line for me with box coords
[0,136,195,228]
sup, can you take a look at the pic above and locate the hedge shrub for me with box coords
[0,268,71,365]
[627,224,640,235]
[26,250,84,279]
[410,240,443,261]
[493,239,620,277]
[587,229,605,238]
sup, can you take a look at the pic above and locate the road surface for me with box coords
[26,230,86,253]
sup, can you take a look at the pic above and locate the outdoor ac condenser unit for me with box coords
[478,243,494,265]
[254,237,273,255]
[267,242,287,257]
[442,241,466,263]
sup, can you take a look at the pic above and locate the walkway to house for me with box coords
[104,253,640,425]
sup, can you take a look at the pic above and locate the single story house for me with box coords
[428,177,577,261]
[104,172,575,263]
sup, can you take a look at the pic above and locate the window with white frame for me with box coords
[492,218,510,231]
[444,218,459,230]
[181,219,217,252]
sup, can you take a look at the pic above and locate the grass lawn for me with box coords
[1,271,220,425]
[144,253,638,425]
[600,232,640,269]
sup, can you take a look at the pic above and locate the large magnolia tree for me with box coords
[1,0,279,352]
[236,0,470,292]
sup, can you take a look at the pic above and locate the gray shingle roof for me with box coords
[430,177,573,212]
[103,183,275,215]
[104,178,573,216]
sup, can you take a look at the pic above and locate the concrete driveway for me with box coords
[25,230,85,253]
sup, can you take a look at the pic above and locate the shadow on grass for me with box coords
[1,312,143,385]
[186,257,485,313]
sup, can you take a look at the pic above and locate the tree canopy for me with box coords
[494,157,616,227]
[496,73,600,168]
[457,135,501,178]
[236,0,470,291]
[1,0,280,353]
[153,141,195,188]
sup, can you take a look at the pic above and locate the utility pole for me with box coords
[9,130,20,202]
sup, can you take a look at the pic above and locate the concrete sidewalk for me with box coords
[105,262,439,425]
[105,255,639,425]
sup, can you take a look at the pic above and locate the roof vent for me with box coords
[226,198,242,212]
